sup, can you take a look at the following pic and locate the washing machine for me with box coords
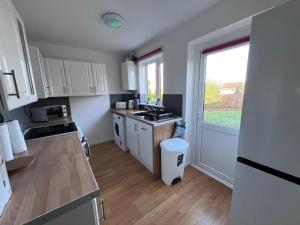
[113,113,127,151]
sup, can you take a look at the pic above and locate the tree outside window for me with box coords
[146,61,163,105]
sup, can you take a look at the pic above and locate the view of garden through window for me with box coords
[147,61,163,103]
[203,44,249,128]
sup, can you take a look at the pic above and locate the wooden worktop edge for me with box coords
[23,189,100,225]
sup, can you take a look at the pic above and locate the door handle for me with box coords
[97,198,106,220]
[3,70,20,98]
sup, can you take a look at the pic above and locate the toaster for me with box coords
[115,102,127,109]
[0,153,12,217]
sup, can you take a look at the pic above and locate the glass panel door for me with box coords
[195,42,250,184]
[203,44,249,128]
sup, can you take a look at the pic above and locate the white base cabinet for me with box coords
[126,117,139,158]
[126,117,153,172]
[138,122,153,172]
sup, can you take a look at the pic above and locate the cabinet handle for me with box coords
[141,127,147,131]
[3,70,20,98]
[134,123,138,131]
[63,86,67,94]
[97,198,106,220]
[90,86,94,93]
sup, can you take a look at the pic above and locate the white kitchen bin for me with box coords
[160,138,189,185]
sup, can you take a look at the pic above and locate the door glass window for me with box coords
[203,44,249,128]
[17,19,34,94]
[147,63,157,103]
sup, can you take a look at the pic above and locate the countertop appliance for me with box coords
[31,105,67,122]
[230,1,300,225]
[113,113,127,151]
[133,110,173,122]
[128,100,134,109]
[115,102,126,109]
[24,122,77,141]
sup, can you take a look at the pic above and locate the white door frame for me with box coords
[185,19,252,188]
[194,51,240,186]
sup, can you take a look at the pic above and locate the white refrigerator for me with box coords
[230,1,300,225]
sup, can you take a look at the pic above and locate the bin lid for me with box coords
[160,138,189,152]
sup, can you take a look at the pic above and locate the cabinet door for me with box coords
[138,122,153,172]
[44,58,67,97]
[92,63,107,95]
[29,45,49,99]
[37,49,49,98]
[126,117,139,158]
[0,0,37,110]
[64,60,93,96]
[121,61,136,90]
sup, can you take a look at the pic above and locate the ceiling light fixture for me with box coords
[102,12,124,29]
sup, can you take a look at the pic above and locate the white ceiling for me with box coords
[13,0,222,53]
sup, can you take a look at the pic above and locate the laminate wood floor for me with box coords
[90,142,232,225]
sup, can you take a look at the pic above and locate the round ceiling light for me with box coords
[102,13,124,29]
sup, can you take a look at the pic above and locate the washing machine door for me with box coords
[114,122,120,137]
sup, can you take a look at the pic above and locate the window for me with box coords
[146,60,163,104]
[203,43,249,128]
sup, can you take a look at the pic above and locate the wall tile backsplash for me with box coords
[163,94,183,116]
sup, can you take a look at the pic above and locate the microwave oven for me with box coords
[31,105,68,122]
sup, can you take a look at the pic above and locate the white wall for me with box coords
[134,0,289,164]
[32,42,124,145]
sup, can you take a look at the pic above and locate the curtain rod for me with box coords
[136,47,162,62]
[202,36,250,55]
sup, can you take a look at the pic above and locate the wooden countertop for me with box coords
[111,109,182,127]
[110,109,141,116]
[0,132,100,225]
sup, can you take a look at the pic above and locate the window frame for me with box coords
[145,57,163,105]
[201,41,250,130]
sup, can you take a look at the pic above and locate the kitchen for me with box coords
[0,0,300,225]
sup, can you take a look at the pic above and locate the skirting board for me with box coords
[191,164,233,189]
[90,139,114,147]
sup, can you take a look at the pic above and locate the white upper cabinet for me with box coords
[0,0,37,110]
[121,61,137,90]
[44,58,67,97]
[64,60,94,96]
[29,45,49,99]
[43,58,108,97]
[92,63,107,95]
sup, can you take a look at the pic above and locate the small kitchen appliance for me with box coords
[24,122,77,141]
[115,102,126,109]
[31,105,67,122]
[128,100,134,109]
[113,113,127,151]
[134,99,139,110]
